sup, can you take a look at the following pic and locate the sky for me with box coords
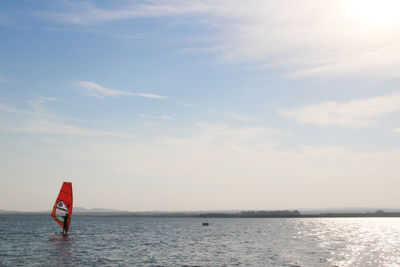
[1,0,400,211]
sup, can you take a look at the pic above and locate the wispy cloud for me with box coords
[163,122,281,151]
[203,108,218,115]
[27,96,58,108]
[75,81,167,99]
[0,102,136,139]
[36,0,400,78]
[225,111,258,122]
[134,93,167,99]
[161,115,174,121]
[1,116,136,139]
[279,93,400,127]
[36,1,212,25]
[395,128,400,134]
[138,113,149,118]
[0,103,22,114]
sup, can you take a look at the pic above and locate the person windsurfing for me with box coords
[62,213,69,235]
[51,182,73,235]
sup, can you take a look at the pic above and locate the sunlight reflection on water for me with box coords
[313,218,400,266]
[1,216,400,266]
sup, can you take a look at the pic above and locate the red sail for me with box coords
[51,182,73,231]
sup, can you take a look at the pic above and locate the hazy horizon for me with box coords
[2,206,400,213]
[1,0,400,211]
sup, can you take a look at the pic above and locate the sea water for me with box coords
[1,215,400,266]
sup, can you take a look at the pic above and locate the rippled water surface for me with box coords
[1,215,400,266]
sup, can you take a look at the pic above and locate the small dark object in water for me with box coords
[202,222,209,226]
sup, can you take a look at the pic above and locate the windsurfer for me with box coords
[62,213,69,234]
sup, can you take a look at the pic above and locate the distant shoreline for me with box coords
[2,210,400,218]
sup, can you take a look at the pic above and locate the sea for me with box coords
[1,215,400,266]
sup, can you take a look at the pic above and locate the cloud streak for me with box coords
[225,111,259,122]
[0,103,136,139]
[36,0,400,78]
[27,96,58,108]
[0,103,22,114]
[279,93,400,127]
[75,81,167,99]
[3,119,136,139]
[36,1,215,25]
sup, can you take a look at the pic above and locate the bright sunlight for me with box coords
[346,0,400,28]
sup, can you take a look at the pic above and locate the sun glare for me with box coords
[346,0,400,28]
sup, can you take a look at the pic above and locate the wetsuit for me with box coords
[63,214,69,234]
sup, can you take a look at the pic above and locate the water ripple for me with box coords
[1,216,400,266]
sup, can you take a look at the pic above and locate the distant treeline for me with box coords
[196,210,301,218]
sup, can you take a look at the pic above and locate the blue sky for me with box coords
[1,0,400,211]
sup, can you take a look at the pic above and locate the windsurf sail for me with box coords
[51,182,73,231]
